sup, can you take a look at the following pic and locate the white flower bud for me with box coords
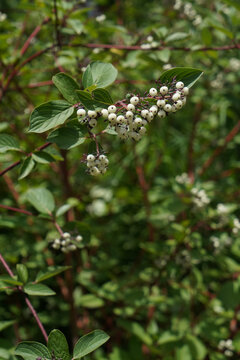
[160,86,168,95]
[130,96,139,105]
[108,105,117,113]
[101,109,109,118]
[176,81,184,89]
[77,108,86,117]
[149,88,158,96]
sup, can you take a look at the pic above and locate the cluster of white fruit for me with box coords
[191,188,210,208]
[218,339,234,357]
[52,232,82,253]
[86,154,109,176]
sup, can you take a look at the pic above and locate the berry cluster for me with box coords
[86,154,109,176]
[52,232,82,253]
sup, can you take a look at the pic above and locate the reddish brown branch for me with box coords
[20,17,50,56]
[0,204,33,216]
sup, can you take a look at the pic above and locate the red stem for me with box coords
[0,204,33,216]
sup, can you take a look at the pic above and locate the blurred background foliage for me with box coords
[0,0,240,359]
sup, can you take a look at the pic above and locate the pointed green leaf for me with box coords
[56,204,73,217]
[0,134,21,153]
[48,329,71,360]
[35,266,71,283]
[82,61,118,89]
[159,67,203,88]
[92,88,113,105]
[32,151,55,164]
[18,157,35,180]
[24,283,56,296]
[25,188,55,214]
[47,125,85,149]
[29,100,74,133]
[73,330,110,359]
[0,320,15,332]
[0,275,23,286]
[16,264,28,284]
[52,73,80,104]
[15,342,51,360]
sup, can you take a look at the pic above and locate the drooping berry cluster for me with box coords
[77,80,190,175]
[52,232,82,253]
[86,154,109,176]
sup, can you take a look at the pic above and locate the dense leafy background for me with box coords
[0,0,240,359]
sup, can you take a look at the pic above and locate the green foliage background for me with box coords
[0,0,240,359]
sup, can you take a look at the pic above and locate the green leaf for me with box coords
[35,266,71,283]
[16,264,28,284]
[73,330,110,359]
[76,294,105,308]
[165,32,190,42]
[28,100,74,133]
[15,342,51,360]
[24,283,56,296]
[52,73,80,104]
[56,204,73,217]
[0,134,21,153]
[0,320,15,332]
[76,90,96,110]
[32,151,55,164]
[82,61,118,89]
[186,334,207,360]
[0,275,23,286]
[18,157,35,180]
[25,187,55,215]
[48,329,71,360]
[221,0,240,10]
[159,67,203,88]
[47,125,85,150]
[92,88,113,105]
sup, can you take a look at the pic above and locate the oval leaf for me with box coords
[18,157,35,180]
[25,188,55,214]
[52,73,80,104]
[82,61,118,89]
[35,266,71,283]
[0,134,21,153]
[24,283,56,296]
[28,100,74,133]
[48,329,71,360]
[47,125,85,150]
[15,342,51,360]
[159,67,203,88]
[73,329,110,359]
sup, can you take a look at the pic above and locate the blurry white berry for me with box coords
[76,235,83,242]
[99,154,106,161]
[149,88,158,96]
[52,243,60,249]
[141,109,149,118]
[171,105,177,112]
[158,110,166,118]
[101,109,109,118]
[68,244,77,251]
[126,111,134,119]
[55,239,61,245]
[116,115,125,124]
[108,113,117,123]
[89,119,97,127]
[90,166,100,176]
[77,108,86,117]
[108,105,117,113]
[87,161,94,168]
[127,104,135,112]
[150,105,158,115]
[139,127,146,135]
[134,117,142,126]
[172,92,181,101]
[61,240,67,246]
[133,133,141,141]
[160,86,168,95]
[142,119,148,126]
[61,247,68,253]
[87,154,95,161]
[147,112,154,121]
[175,100,183,109]
[176,81,184,89]
[63,232,71,239]
[164,104,172,112]
[88,110,97,118]
[130,96,139,105]
[182,87,189,95]
[157,99,166,107]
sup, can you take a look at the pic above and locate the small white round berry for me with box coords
[88,110,97,118]
[141,109,149,118]
[182,87,189,95]
[146,112,154,121]
[164,104,172,112]
[99,154,106,162]
[77,108,86,117]
[142,119,148,126]
[103,158,109,166]
[127,104,135,112]
[126,111,134,119]
[116,115,125,124]
[160,86,168,95]
[68,244,77,251]
[61,240,67,246]
[55,239,61,245]
[182,97,187,105]
[61,247,68,253]
[108,113,117,123]
[158,110,166,118]
[133,132,141,141]
[87,154,95,162]
[89,119,97,127]
[176,81,184,89]
[157,99,166,107]
[172,92,181,101]
[76,235,83,242]
[130,96,139,105]
[175,100,183,109]
[139,126,146,135]
[149,88,158,96]
[108,105,117,113]
[171,105,177,113]
[149,105,158,115]
[52,243,60,249]
[63,232,71,239]
[134,117,142,126]
[90,166,100,176]
[87,161,94,168]
[101,109,109,118]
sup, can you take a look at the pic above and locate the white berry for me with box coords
[127,104,135,112]
[158,110,166,118]
[182,87,189,95]
[116,115,125,124]
[141,109,149,118]
[134,117,142,126]
[149,88,158,96]
[89,119,97,127]
[164,104,172,112]
[87,154,95,161]
[130,96,139,105]
[76,235,83,242]
[101,109,109,118]
[147,112,154,121]
[176,81,184,89]
[77,108,86,117]
[139,127,146,135]
[157,99,166,107]
[126,111,134,119]
[172,92,181,101]
[160,86,168,95]
[108,113,117,123]
[63,232,71,239]
[108,105,117,113]
[88,110,97,118]
[150,105,158,115]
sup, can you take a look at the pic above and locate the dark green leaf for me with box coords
[82,61,118,89]
[32,151,55,164]
[52,73,80,104]
[48,329,71,360]
[92,88,113,105]
[73,330,110,359]
[0,320,15,332]
[159,67,203,88]
[16,264,28,284]
[35,266,71,283]
[47,125,85,149]
[18,157,35,180]
[0,134,21,153]
[24,283,56,296]
[15,342,51,360]
[0,275,23,286]
[28,100,74,133]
